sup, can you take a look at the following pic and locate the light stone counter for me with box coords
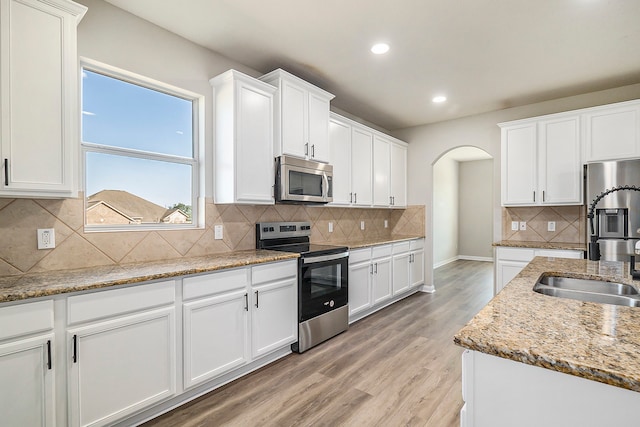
[0,250,299,303]
[454,256,640,392]
[332,234,425,250]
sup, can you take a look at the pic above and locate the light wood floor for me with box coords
[144,260,494,427]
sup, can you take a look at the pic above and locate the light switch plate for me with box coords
[384,220,388,228]
[360,221,365,230]
[548,221,556,232]
[519,221,527,231]
[214,224,223,240]
[511,221,519,231]
[328,222,334,233]
[37,228,55,249]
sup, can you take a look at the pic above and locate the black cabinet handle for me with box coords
[3,159,7,186]
[72,335,78,363]
[350,192,353,203]
[311,144,315,158]
[254,290,259,308]
[305,143,309,156]
[543,190,545,202]
[244,293,248,311]
[46,340,52,370]
[374,263,378,274]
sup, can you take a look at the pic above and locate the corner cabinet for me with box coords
[210,70,277,204]
[0,0,86,198]
[500,114,582,206]
[260,69,335,163]
[583,100,640,162]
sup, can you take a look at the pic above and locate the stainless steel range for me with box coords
[256,221,349,353]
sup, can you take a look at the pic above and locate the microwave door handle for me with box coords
[322,172,329,201]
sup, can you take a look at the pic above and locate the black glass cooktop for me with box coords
[268,243,348,256]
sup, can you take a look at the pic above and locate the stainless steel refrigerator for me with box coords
[586,159,640,261]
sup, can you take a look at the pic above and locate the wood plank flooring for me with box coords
[144,260,494,427]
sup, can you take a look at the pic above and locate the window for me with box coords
[81,60,203,230]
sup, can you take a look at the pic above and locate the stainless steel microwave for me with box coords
[275,155,333,204]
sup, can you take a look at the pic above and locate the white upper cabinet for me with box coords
[372,135,390,207]
[0,0,86,198]
[351,126,373,206]
[210,70,277,204]
[500,114,582,206]
[390,141,407,208]
[328,115,352,205]
[260,69,334,163]
[583,100,640,162]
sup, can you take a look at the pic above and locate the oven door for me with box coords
[299,252,348,322]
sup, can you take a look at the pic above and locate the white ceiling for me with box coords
[103,0,640,130]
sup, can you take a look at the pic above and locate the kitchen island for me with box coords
[455,256,640,426]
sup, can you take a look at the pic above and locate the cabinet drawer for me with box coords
[496,247,535,262]
[68,280,175,325]
[349,248,371,264]
[410,239,425,251]
[183,268,248,301]
[372,244,392,259]
[0,300,53,341]
[392,242,410,254]
[252,260,297,285]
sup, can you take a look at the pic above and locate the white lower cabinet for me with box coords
[250,262,298,359]
[0,300,55,427]
[67,281,177,427]
[349,239,424,322]
[495,246,584,294]
[182,268,250,389]
[461,349,640,427]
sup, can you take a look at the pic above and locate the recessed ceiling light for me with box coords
[432,95,447,103]
[371,43,389,55]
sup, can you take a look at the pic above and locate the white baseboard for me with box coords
[420,283,436,293]
[458,255,493,262]
[433,256,459,269]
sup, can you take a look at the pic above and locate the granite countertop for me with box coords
[0,250,299,304]
[454,256,640,392]
[335,234,425,250]
[494,240,587,252]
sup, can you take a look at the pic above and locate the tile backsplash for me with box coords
[0,195,424,275]
[502,206,585,244]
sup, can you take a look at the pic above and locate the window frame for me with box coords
[80,58,205,232]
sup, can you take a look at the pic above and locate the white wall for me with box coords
[459,159,493,260]
[394,82,640,289]
[433,158,459,267]
[76,0,260,200]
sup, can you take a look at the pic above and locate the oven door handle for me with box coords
[303,252,349,264]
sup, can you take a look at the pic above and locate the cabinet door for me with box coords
[410,249,425,288]
[392,253,411,295]
[235,81,274,203]
[584,103,640,162]
[308,92,330,162]
[495,260,528,294]
[349,261,372,316]
[372,135,391,207]
[68,307,176,427]
[390,142,407,208]
[351,127,373,206]
[183,289,249,389]
[501,124,537,205]
[372,256,392,304]
[280,80,307,158]
[328,117,352,205]
[0,0,85,197]
[251,277,297,359]
[0,334,55,426]
[539,116,582,205]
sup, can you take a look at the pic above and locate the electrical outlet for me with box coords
[214,224,223,240]
[511,221,519,231]
[519,221,527,231]
[547,221,556,232]
[37,228,55,249]
[384,219,388,228]
[328,222,334,233]
[360,220,365,230]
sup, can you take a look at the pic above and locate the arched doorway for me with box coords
[432,146,493,280]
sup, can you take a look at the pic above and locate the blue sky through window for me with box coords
[82,70,194,209]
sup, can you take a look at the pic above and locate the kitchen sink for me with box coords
[533,275,640,307]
